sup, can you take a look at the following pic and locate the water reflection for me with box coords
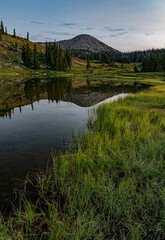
[0,77,150,118]
[0,77,150,206]
[0,77,73,118]
[24,78,73,104]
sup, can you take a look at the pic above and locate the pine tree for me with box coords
[50,52,55,69]
[33,44,40,69]
[13,28,16,38]
[0,21,4,35]
[45,40,71,71]
[45,41,49,66]
[86,56,91,70]
[25,44,32,67]
[27,32,29,41]
[134,64,138,73]
[157,64,163,72]
[53,41,58,70]
[141,57,148,72]
[58,47,63,70]
[65,48,72,69]
[22,44,26,64]
[62,56,68,71]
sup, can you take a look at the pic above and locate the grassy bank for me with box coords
[0,81,164,239]
[1,55,165,84]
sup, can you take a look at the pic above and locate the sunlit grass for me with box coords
[0,82,164,239]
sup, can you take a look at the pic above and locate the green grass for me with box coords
[1,37,165,85]
[0,82,164,239]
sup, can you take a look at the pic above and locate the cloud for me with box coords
[45,30,73,36]
[31,21,44,25]
[86,27,94,30]
[118,31,128,36]
[110,35,118,38]
[110,31,129,38]
[61,22,77,27]
[104,27,125,32]
[145,32,155,36]
[80,27,94,31]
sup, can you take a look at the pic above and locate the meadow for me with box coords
[0,63,165,239]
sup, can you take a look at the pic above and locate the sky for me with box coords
[0,0,165,51]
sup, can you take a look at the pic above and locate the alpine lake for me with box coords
[0,77,150,207]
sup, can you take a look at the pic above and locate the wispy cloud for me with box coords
[31,21,44,25]
[118,31,128,36]
[61,22,77,27]
[80,27,94,31]
[110,35,118,38]
[104,27,125,32]
[86,27,94,30]
[145,32,155,36]
[45,30,73,36]
[110,31,128,38]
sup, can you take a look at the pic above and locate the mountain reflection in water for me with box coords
[0,77,150,205]
[0,77,149,118]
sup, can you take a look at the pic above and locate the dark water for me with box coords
[0,77,150,205]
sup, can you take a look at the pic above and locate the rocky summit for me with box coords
[57,34,121,54]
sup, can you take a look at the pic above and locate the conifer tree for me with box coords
[86,56,91,70]
[25,44,32,67]
[0,21,4,35]
[62,56,68,71]
[13,28,16,38]
[157,64,163,72]
[45,41,70,71]
[27,32,29,41]
[33,44,40,69]
[22,45,26,64]
[45,41,49,66]
[50,52,55,69]
[141,57,148,72]
[58,47,63,70]
[65,48,72,69]
[134,64,138,72]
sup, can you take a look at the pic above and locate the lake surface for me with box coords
[0,77,150,205]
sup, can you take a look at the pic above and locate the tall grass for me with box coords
[0,85,165,239]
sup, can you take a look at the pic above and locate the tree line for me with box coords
[22,42,72,71]
[22,43,40,69]
[114,49,165,64]
[45,42,71,71]
[141,52,165,72]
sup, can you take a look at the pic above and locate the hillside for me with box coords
[0,34,45,72]
[57,34,121,54]
[0,33,121,73]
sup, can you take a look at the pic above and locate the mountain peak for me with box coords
[57,34,121,54]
